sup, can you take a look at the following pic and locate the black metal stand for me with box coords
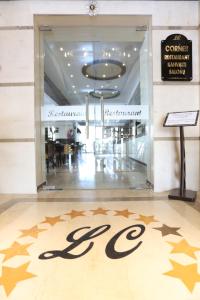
[168,126,196,202]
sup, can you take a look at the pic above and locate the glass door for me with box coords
[42,25,152,189]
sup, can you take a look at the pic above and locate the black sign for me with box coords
[161,34,192,81]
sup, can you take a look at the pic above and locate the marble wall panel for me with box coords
[0,30,34,83]
[154,140,200,192]
[153,85,200,138]
[0,86,35,139]
[0,1,198,27]
[0,142,36,193]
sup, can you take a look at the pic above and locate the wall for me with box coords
[0,1,199,193]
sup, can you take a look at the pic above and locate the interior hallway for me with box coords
[46,153,148,190]
[0,191,200,300]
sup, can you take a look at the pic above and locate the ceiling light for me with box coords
[105,63,108,67]
[82,47,86,51]
[67,63,71,67]
[86,84,90,88]
[112,48,115,51]
[101,85,104,88]
[114,85,118,89]
[60,47,64,51]
[74,91,77,94]
[134,47,138,52]
[123,52,126,56]
[82,59,126,81]
[83,52,88,57]
[84,63,88,66]
[118,75,121,78]
[72,85,75,88]
[127,53,131,58]
[64,52,67,57]
[70,74,74,78]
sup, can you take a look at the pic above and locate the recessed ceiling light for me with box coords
[86,84,90,88]
[134,47,138,52]
[82,47,86,51]
[83,52,88,57]
[105,63,108,67]
[112,48,115,51]
[64,52,67,57]
[74,91,77,94]
[84,63,88,66]
[72,85,75,89]
[102,74,106,78]
[86,74,89,77]
[118,75,121,78]
[122,63,126,66]
[67,63,71,67]
[70,74,74,78]
[127,53,131,58]
[123,52,126,56]
[101,85,104,88]
[60,47,64,51]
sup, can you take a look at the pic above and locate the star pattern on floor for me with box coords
[164,259,200,292]
[41,215,65,226]
[65,210,86,219]
[114,209,135,218]
[90,207,110,215]
[136,214,158,225]
[153,224,182,237]
[1,206,199,297]
[0,241,32,262]
[19,225,46,239]
[0,262,36,296]
[167,239,200,259]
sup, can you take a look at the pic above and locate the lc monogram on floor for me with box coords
[39,224,146,260]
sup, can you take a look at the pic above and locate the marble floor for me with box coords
[46,153,148,190]
[0,194,200,300]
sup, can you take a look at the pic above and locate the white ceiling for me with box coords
[44,27,146,106]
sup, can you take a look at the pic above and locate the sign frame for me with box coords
[163,110,199,127]
[161,33,192,81]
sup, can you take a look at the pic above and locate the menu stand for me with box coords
[163,110,199,202]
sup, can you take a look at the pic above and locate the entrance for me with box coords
[39,16,152,190]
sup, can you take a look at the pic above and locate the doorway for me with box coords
[37,16,153,190]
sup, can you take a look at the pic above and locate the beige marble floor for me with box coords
[0,198,200,299]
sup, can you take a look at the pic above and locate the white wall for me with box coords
[0,1,199,193]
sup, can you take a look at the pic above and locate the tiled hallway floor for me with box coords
[0,196,200,299]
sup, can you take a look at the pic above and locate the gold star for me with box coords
[136,215,158,225]
[90,208,109,215]
[0,262,36,296]
[41,216,65,226]
[19,225,46,239]
[164,259,200,292]
[168,239,200,259]
[153,224,182,237]
[114,209,135,218]
[0,241,32,262]
[65,210,85,219]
